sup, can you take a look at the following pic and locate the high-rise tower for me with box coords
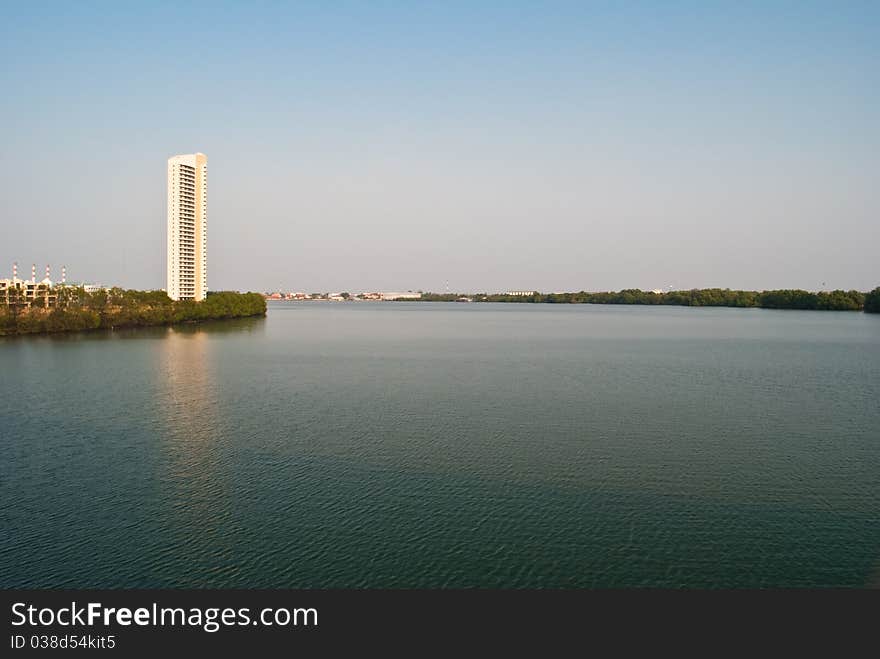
[167,153,207,301]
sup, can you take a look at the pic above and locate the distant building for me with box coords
[1,265,57,308]
[0,276,32,306]
[167,153,208,301]
[380,292,421,300]
[0,263,110,310]
[506,291,535,297]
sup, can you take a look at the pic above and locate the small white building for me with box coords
[381,292,421,300]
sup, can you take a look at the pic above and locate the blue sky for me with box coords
[2,1,878,292]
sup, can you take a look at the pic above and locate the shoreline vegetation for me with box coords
[404,287,880,312]
[1,289,266,337]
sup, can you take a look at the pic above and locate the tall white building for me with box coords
[167,153,207,301]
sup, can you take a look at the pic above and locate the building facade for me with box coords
[1,266,58,308]
[167,153,208,301]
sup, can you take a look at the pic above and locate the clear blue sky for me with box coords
[2,1,878,292]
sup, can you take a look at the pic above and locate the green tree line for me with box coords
[416,288,880,311]
[1,288,266,336]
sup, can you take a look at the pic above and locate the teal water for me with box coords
[2,302,879,588]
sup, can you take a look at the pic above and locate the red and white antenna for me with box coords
[31,264,36,283]
[12,262,17,280]
[62,266,67,284]
[45,265,50,281]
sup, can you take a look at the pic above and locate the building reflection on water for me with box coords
[154,322,257,581]
[159,326,215,444]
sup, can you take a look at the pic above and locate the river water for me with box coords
[2,302,878,587]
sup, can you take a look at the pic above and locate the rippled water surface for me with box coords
[2,303,879,587]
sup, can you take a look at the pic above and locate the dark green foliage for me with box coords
[865,288,880,313]
[417,288,873,311]
[757,289,865,310]
[1,288,266,336]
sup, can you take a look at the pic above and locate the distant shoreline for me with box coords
[391,288,880,312]
[265,287,880,312]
